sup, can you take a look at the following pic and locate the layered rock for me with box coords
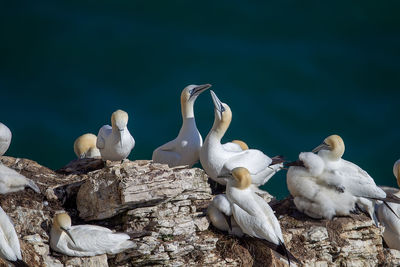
[0,156,399,267]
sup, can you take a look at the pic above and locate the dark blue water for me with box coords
[1,1,399,199]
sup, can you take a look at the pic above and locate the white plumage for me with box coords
[376,159,400,250]
[0,163,40,194]
[287,135,385,221]
[200,90,282,186]
[50,213,135,257]
[0,206,22,262]
[207,194,243,237]
[0,123,11,156]
[96,109,135,161]
[152,84,211,167]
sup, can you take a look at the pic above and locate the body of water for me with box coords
[1,1,399,199]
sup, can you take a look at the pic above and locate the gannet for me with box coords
[376,159,400,250]
[50,213,135,257]
[74,133,101,159]
[199,90,283,186]
[0,163,40,194]
[287,135,387,221]
[0,206,25,265]
[96,109,135,161]
[226,167,299,264]
[207,194,243,237]
[0,122,12,156]
[152,84,211,167]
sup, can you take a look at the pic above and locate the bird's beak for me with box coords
[312,142,330,153]
[189,84,212,100]
[210,90,225,119]
[61,227,77,245]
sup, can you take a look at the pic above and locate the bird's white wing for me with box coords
[223,149,272,176]
[252,194,284,241]
[377,202,400,235]
[96,125,112,149]
[232,204,279,244]
[335,159,386,199]
[222,142,243,152]
[0,207,21,261]
[68,225,129,253]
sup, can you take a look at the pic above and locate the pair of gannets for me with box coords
[200,91,283,186]
[214,167,298,264]
[152,84,211,167]
[73,133,101,159]
[376,159,400,250]
[96,109,135,161]
[50,212,134,256]
[0,122,40,194]
[287,134,390,221]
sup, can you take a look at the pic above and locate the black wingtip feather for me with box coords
[13,259,30,267]
[270,155,285,165]
[284,160,305,168]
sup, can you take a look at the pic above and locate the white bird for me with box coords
[226,167,298,264]
[199,90,283,186]
[376,159,400,250]
[0,122,12,156]
[0,163,40,194]
[152,84,211,167]
[96,109,135,161]
[50,212,135,257]
[207,194,243,237]
[74,133,101,159]
[0,206,25,265]
[287,134,386,221]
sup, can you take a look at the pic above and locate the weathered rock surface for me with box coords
[0,156,399,267]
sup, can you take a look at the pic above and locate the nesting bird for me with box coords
[226,167,298,264]
[96,109,135,161]
[152,84,211,167]
[376,159,400,250]
[73,133,101,159]
[0,206,25,265]
[207,194,243,237]
[0,122,12,156]
[50,213,135,257]
[287,134,386,221]
[200,90,283,186]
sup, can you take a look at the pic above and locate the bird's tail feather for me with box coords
[284,160,305,168]
[260,239,300,265]
[13,259,30,267]
[27,179,40,193]
[270,155,285,166]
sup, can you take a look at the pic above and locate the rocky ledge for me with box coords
[0,156,399,267]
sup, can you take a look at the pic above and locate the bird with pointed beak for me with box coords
[226,167,299,265]
[152,84,211,167]
[96,109,135,161]
[287,134,399,222]
[50,212,135,257]
[200,90,283,187]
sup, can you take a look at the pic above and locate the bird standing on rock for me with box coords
[200,90,283,187]
[152,84,211,167]
[96,109,135,161]
[376,159,400,250]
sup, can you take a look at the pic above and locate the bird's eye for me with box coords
[188,88,194,95]
[220,104,225,112]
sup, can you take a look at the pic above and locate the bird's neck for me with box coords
[209,117,230,142]
[181,99,195,120]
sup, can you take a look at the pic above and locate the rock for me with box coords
[0,156,399,266]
